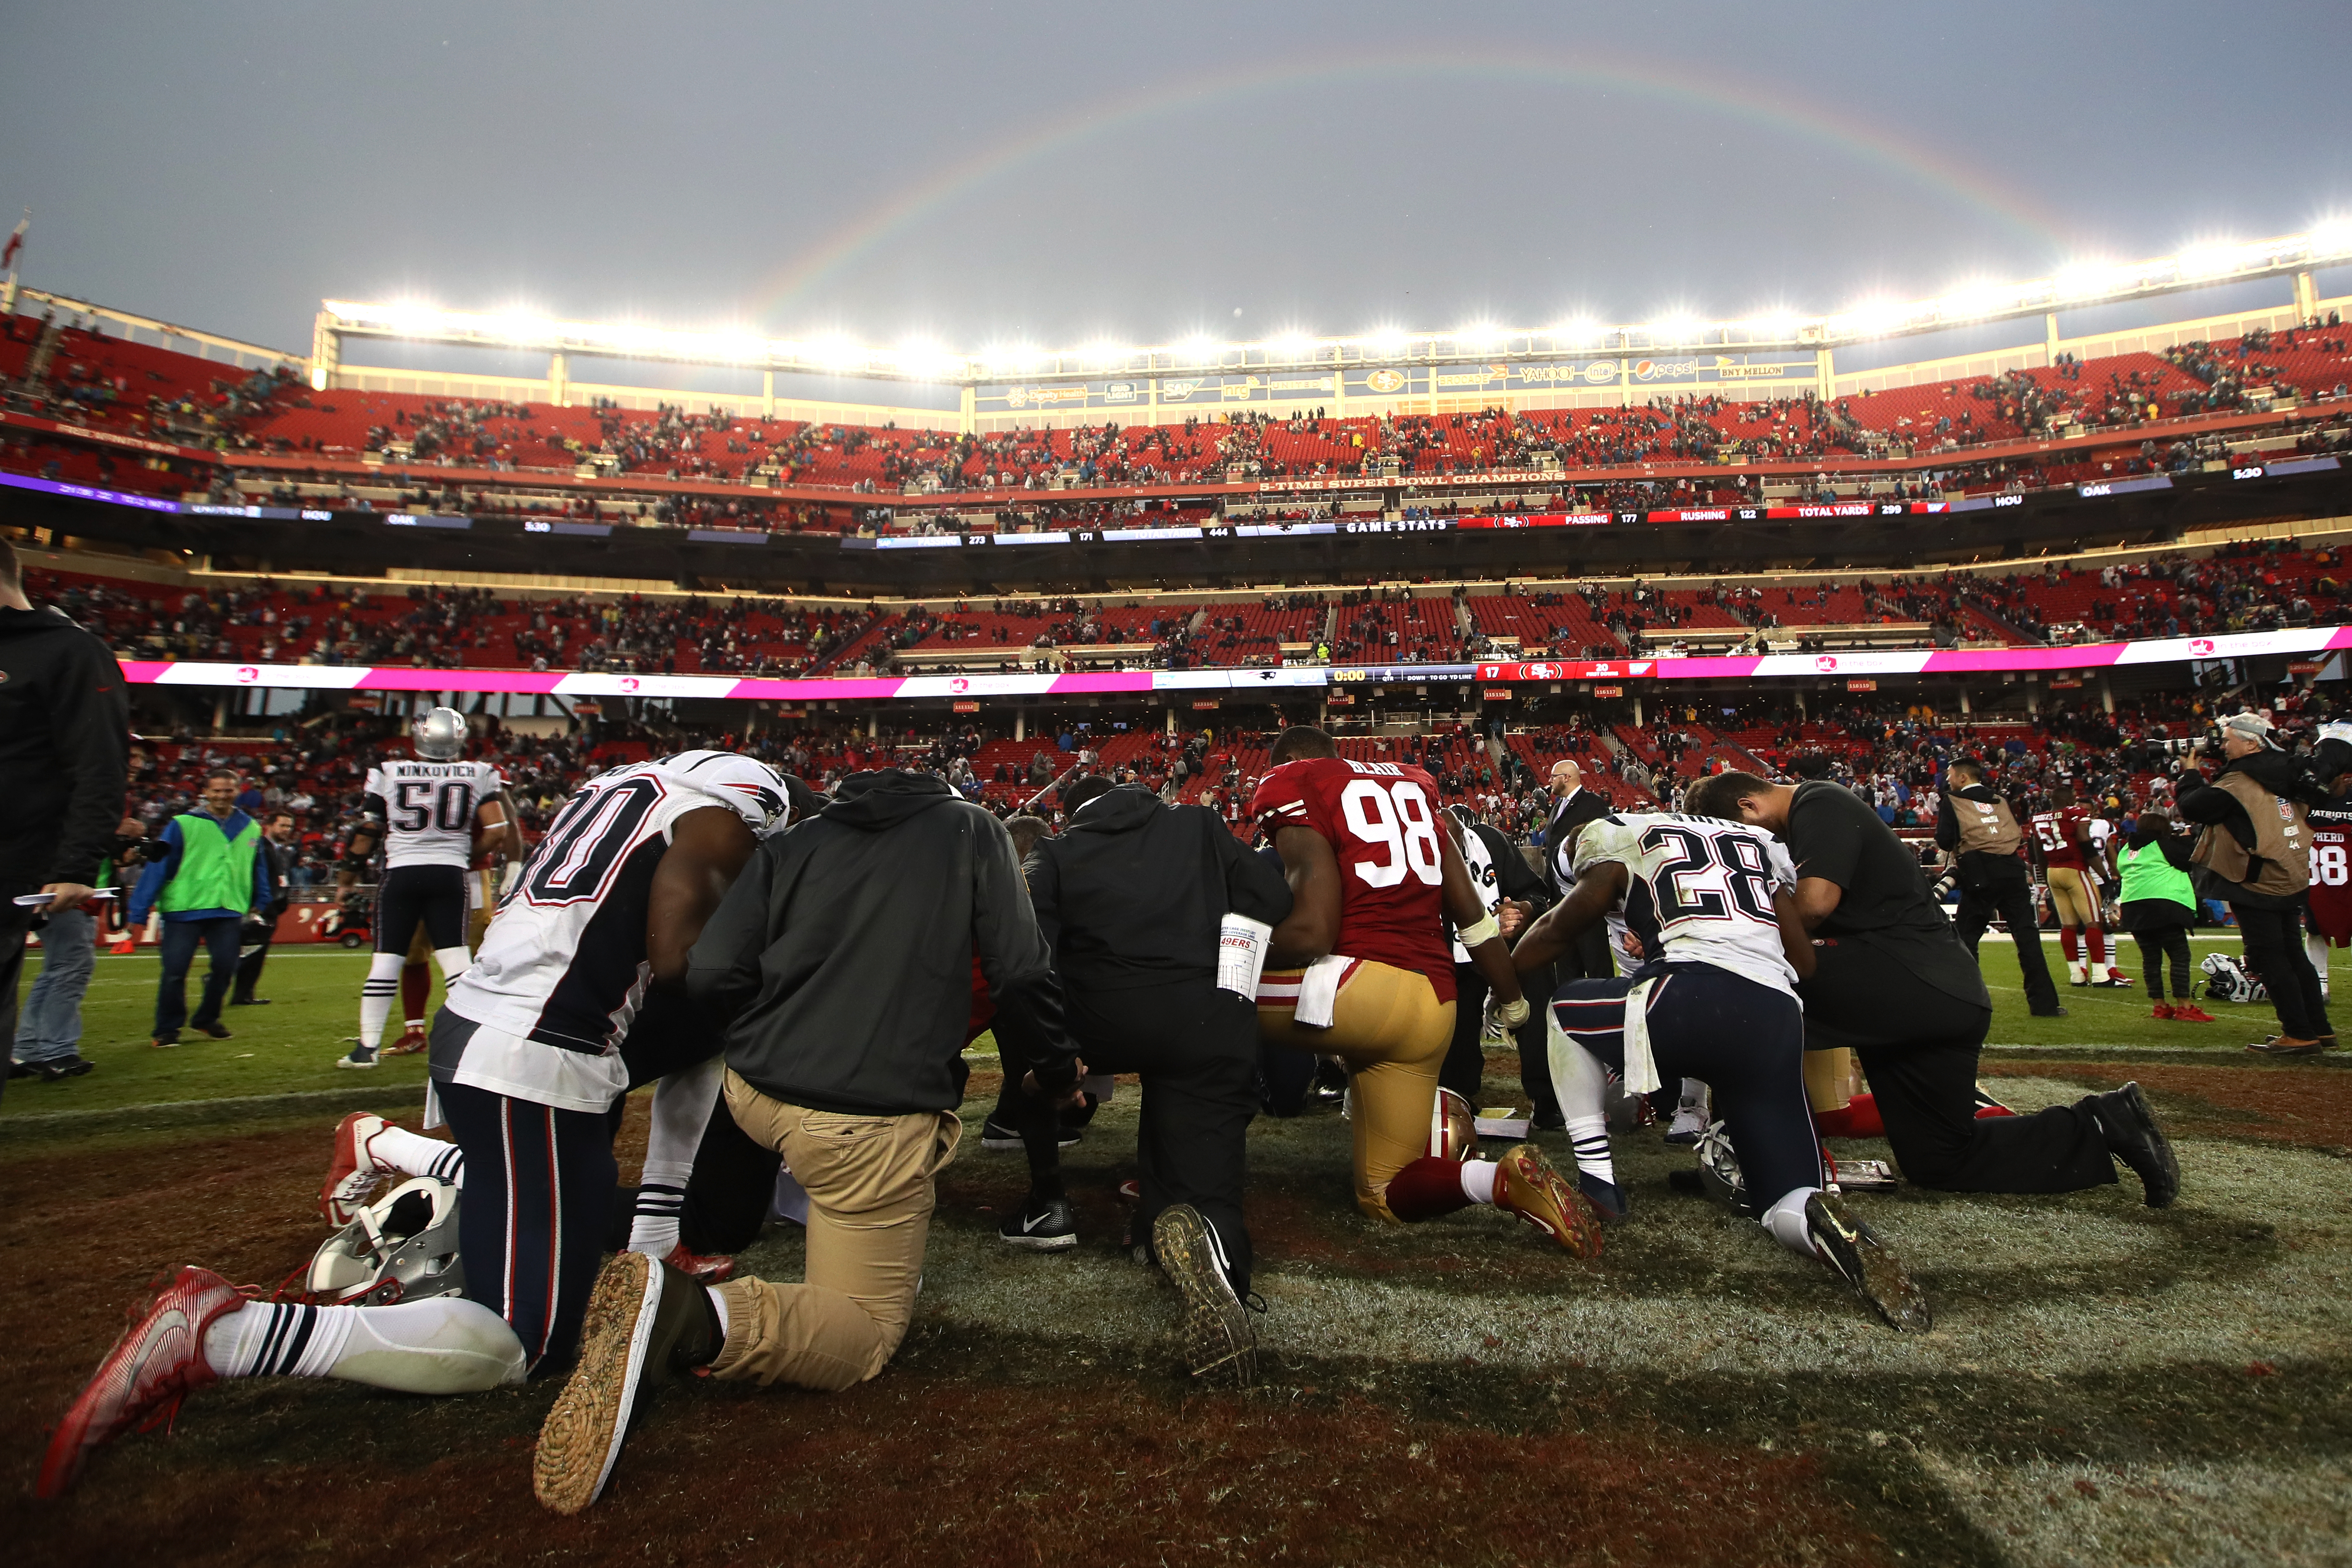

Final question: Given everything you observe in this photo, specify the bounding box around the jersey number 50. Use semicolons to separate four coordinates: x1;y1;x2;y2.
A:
1341;778;1443;888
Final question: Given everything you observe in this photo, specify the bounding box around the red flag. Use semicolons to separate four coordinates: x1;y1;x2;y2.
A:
1;212;26;270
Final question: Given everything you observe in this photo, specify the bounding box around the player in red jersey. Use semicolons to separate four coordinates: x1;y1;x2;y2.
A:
2031;784;2128;988
1250;727;1598;1253
2305;784;2352;1000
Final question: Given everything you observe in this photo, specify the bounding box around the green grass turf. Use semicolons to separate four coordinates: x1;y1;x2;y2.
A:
6;932;2338;1118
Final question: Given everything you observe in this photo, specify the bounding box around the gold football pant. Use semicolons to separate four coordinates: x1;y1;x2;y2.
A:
2046;867;2101;928
1259;959;1453;1222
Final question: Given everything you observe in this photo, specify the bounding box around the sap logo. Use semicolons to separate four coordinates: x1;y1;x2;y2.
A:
236;666;260;683
2189;638;2216;655
1161;380;1203;401
1814;655;1839;673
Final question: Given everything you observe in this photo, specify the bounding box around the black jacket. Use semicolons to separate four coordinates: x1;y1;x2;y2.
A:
1026;785;1291;992
2175;748;2330;910
1541;786;1612;896
686;769;1079;1115
0;605;129;898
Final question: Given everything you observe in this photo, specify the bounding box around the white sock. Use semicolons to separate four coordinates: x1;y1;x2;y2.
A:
432;946;472;983
630;1057;723;1256
2309;933;2331;998
371;1123;465;1185
203;1298;523;1392
706;1284;731;1343
358;952;403;1051
1460;1158;1501;1206
1761;1185;1823;1257
1547;1019;1618;1187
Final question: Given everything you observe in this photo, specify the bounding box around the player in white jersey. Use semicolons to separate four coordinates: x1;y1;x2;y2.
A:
37;750;793;1499
336;706;521;1070
1510;792;1931;1331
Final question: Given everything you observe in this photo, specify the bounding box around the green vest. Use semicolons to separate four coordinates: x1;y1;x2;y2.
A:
158;812;260;915
2117;839;2196;911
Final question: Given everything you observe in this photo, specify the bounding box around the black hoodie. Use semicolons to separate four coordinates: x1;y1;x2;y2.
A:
1026;784;1292;992
0;605;129;898
686;769;1078;1115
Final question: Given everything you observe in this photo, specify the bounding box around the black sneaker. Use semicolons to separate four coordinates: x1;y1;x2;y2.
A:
1805;1191;1932;1332
533;1254;718;1515
979;1117;1079;1152
2029;1005;2070;1018
1152;1205;1256;1386
37;1056;96;1081
196;1023;232;1040
230;997;272;1007
7;1060;32;1080
998;1194;1078;1251
2093;1081;2179;1208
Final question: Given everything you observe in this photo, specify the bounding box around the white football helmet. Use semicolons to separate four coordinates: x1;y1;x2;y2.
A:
654;750;794;835
306;1176;465;1307
412;705;468;761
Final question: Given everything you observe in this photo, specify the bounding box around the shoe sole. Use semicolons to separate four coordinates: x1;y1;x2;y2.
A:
998;1230;1080;1251
1152;1206;1255;1386
319;1112;385;1226
1502;1149;1604;1259
2115;1081;2180;1208
1806;1193;1931;1332
534;1251;660;1515
334;1057;377;1071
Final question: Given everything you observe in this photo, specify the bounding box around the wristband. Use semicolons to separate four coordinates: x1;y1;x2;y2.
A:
1491;995;1531;1029
1458;912;1502;948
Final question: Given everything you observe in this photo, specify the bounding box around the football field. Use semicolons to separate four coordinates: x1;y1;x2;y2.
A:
3;941;2347;1567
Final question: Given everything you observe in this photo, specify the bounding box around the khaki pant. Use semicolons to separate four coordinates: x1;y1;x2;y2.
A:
706;1070;960;1392
2046;867;2101;928
1259;960;1452;1222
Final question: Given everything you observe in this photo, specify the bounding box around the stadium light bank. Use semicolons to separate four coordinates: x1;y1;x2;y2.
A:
312;226;2352;393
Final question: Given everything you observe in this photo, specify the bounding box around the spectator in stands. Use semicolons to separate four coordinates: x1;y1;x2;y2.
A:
127;769;276;1050
0;537;130;1100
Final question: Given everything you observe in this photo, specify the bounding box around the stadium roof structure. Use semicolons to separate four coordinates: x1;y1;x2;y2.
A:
311;226;2352;389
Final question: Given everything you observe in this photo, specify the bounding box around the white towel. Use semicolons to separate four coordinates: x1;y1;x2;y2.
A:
1294;952;1353;1028
1619;975;1663;1097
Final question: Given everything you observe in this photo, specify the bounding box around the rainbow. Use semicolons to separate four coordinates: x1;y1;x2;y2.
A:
750;43;2078;331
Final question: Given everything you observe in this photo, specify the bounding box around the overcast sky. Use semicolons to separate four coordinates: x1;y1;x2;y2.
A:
5;2;2348;361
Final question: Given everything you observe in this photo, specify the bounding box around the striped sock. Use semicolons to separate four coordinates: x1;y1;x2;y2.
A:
202;1301;355;1379
628;1180;686;1256
369;1124;466;1186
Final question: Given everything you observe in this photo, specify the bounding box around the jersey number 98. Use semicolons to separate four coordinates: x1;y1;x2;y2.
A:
1341;778;1443;888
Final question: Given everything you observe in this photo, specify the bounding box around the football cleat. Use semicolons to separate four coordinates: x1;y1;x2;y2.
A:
335;1044;379;1071
2169;1003;2216;1023
997;1194;1079;1251
1665;1085;1712;1145
1971;1084;2017;1119
318;1112;389;1226
1804;1193;1930;1332
2095;967;2134;988
659;1243;736;1284
1577;1171;1629;1222
1492;1144;1602;1258
533;1253;716;1515
1151;1204;1256;1386
37;1266;245;1497
2094;1081;2180;1207
383;1025;430;1057
2067;960;2090;986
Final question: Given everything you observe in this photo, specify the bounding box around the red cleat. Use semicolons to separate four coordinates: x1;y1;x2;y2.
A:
2170;1004;2216;1023
318;1112;388;1226
661;1243;736;1284
37;1266;245;1498
383;1026;430;1057
1492;1144;1602;1259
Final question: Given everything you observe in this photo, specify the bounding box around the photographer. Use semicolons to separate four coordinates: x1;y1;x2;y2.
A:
2175;711;2334;1054
1935;759;2065;1018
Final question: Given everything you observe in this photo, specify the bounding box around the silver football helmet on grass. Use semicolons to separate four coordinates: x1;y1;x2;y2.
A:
306;1176;465;1306
412;705;468;760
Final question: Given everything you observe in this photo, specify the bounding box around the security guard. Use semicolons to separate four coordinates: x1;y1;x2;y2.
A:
1936;759;2064;1017
2177;711;2333;1054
